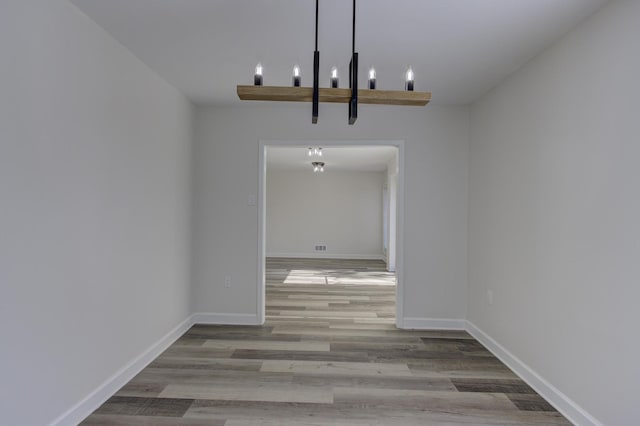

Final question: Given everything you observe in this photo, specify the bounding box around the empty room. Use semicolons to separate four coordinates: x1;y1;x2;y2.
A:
1;1;638;425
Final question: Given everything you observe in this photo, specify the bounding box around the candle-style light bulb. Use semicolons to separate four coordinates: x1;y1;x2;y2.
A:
308;147;313;157
368;67;376;89
320;164;324;172
405;66;414;91
254;62;263;86
292;65;301;87
330;66;339;88
317;147;322;157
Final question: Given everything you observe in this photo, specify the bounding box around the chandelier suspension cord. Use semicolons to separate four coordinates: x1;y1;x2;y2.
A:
352;0;355;55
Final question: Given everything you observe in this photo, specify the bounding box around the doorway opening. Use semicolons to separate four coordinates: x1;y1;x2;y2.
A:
257;140;405;327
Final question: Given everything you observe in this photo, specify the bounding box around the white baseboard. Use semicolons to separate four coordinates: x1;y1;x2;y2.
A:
267;252;386;261
50;314;195;426
401;317;466;330
192;312;261;325
465;321;603;426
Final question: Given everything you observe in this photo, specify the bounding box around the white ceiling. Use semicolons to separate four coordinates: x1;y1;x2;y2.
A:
267;146;396;172
71;0;607;106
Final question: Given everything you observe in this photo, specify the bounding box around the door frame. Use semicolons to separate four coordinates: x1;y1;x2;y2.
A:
257;139;406;328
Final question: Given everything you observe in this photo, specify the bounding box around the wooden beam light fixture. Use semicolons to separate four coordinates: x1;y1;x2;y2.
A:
237;0;431;124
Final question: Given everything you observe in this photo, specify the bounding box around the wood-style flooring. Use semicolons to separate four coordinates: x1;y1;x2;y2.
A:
82;258;569;425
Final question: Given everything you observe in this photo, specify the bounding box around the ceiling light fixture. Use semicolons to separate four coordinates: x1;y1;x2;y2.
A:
368;67;376;90
308;147;322;157
405;67;415;91
254;63;263;86
237;0;431;124
330;66;339;88
312;161;325;173
292;65;301;87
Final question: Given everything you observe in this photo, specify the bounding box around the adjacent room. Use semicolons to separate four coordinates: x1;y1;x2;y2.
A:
2;1;638;425
264;144;398;319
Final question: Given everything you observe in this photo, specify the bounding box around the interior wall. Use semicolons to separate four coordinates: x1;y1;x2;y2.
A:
468;1;640;424
192;104;469;322
0;1;193;424
266;168;385;259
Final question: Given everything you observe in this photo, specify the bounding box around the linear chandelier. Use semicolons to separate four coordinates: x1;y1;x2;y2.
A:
237;0;431;124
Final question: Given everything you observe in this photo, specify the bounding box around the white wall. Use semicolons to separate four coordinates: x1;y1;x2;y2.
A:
266;168;385;259
468;1;640;424
0;1;193;424
192;104;468;323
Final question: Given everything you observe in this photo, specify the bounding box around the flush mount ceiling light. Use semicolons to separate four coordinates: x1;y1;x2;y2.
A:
237;0;431;125
308;147;322;157
312;162;325;173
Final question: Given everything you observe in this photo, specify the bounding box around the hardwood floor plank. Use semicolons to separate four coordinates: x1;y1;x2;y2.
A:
159;383;334;403
232;348;371;362
260;360;414;377
272;310;379;318
202;339;330;352
123;370;294;391
290;374;457;392
329;342;425;352
332;387;519;412
451;378;536;394
91;396;193;417
82;414;225;425
149;357;263;372
114;382;166;398
506;393;559;411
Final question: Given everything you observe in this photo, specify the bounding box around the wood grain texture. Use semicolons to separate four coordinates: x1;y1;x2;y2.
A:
81;258;568;425
237;86;431;106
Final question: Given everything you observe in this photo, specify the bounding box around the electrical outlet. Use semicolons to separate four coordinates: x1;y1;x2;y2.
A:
224;275;232;288
314;245;327;251
487;289;493;305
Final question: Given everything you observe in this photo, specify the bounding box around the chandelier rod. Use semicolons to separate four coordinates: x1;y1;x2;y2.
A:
348;0;358;124
312;0;320;123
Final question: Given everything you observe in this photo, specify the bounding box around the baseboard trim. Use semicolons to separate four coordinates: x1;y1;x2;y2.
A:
192;312;261;325
50;314;194;426
402;317;466;330
465;321;603;426
267;252;386;261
